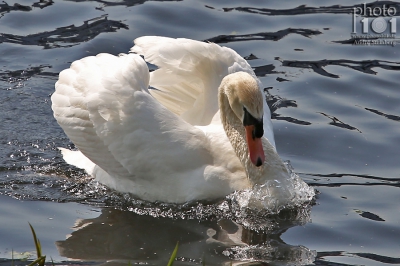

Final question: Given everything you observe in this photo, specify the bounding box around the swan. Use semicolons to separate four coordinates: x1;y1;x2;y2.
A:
51;36;313;204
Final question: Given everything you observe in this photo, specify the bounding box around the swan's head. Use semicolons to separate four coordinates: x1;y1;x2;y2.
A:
222;72;265;167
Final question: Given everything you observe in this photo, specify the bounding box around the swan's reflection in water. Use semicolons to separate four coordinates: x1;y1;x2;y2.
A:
56;207;315;265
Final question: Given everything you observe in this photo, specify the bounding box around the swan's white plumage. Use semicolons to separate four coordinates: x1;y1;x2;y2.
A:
131;37;250;125
52;49;249;203
51;36;312;204
131;37;275;147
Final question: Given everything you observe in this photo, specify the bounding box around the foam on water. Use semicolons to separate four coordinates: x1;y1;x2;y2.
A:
223;244;317;266
0;157;315;232
230;163;315;213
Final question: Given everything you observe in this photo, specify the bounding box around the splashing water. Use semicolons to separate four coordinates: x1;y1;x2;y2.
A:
223;244;317;265
0;143;315;231
231;167;315;213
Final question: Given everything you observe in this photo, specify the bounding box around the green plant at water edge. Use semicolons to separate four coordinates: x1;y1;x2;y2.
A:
23;227;195;266
167;242;179;266
28;223;46;266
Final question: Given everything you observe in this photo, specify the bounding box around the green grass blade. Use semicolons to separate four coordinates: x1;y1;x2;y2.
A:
28;223;42;258
11;249;14;266
40;256;46;266
167;242;179;266
27;256;45;266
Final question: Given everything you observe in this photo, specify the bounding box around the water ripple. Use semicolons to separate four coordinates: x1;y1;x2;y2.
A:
302;172;400;188
282;59;400;78
364;107;400;122
0;65;56;90
265;89;313;126
319;112;362;132
220;1;400;16
65;0;182;8
204;28;322;44
0;15;128;49
315;251;400;266
253;64;281;76
0;2;31;19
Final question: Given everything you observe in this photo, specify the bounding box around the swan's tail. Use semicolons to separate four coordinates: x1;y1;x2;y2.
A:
58;147;95;175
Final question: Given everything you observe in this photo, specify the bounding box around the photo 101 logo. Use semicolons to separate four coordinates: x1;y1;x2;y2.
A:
352;3;397;46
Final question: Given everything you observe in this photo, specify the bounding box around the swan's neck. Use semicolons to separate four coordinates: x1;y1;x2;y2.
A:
219;88;290;185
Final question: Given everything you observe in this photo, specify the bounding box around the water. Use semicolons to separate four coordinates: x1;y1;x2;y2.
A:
1;0;400;265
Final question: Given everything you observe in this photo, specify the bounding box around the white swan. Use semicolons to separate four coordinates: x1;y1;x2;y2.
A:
51;36;313;204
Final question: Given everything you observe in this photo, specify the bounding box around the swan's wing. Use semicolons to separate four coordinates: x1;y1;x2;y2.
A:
131;37;252;125
131;36;275;148
51;53;212;182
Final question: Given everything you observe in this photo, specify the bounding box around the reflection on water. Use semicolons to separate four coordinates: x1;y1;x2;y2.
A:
56;207;315;265
0;2;33;18
364;107;400;122
65;0;183;7
304;172;400;188
282;59;400;78
0;15;128;49
205;28;322;43
318;112;362;132
0;66;55;88
315;251;400;265
219;1;400;16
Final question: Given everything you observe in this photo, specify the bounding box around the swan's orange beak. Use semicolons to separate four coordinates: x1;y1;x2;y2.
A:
245;125;265;167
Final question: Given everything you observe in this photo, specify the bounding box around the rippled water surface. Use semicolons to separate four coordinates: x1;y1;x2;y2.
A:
1;0;400;265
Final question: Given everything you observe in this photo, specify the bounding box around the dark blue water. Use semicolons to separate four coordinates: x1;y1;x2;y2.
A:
1;0;399;265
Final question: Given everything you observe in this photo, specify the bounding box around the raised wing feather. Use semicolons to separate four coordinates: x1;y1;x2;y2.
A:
52;53;212;186
131;36;275;147
131;37;255;125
